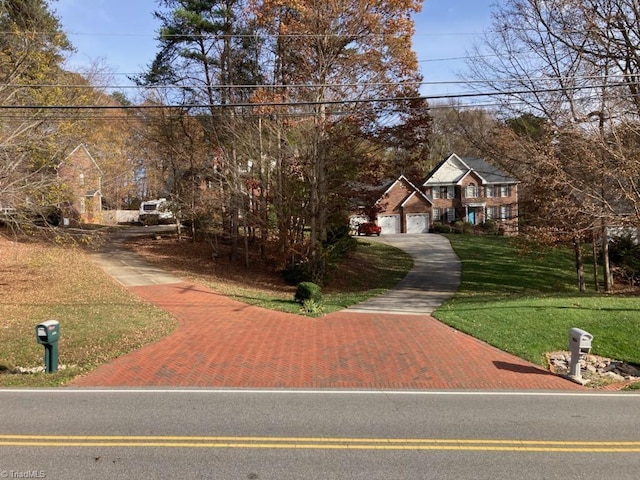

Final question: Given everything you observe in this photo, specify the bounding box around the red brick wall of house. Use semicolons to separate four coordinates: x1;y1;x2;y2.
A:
377;179;413;215
427;172;519;233
57;147;102;224
403;193;430;214
378;179;431;215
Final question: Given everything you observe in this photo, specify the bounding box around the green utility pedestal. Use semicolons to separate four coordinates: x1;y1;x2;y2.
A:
35;320;59;373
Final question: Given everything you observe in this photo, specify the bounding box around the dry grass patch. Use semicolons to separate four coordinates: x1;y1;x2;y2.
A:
0;235;177;387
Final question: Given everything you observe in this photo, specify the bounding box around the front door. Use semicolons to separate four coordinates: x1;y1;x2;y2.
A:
468;210;476;225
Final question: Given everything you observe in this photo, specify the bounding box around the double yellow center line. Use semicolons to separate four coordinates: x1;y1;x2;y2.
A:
1;435;640;452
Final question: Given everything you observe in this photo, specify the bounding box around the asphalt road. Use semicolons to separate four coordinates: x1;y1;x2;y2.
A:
1;389;639;479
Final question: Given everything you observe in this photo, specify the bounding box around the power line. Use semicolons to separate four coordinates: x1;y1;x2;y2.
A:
1;29;484;39
8;73;639;91
0;79;631;111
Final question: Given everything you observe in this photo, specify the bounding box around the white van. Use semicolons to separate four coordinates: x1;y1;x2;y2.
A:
138;198;175;225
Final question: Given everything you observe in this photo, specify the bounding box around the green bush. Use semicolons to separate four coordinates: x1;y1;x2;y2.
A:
294;282;322;304
482;219;498;235
323;224;358;262
609;234;640;285
432;222;451;234
452;221;474;234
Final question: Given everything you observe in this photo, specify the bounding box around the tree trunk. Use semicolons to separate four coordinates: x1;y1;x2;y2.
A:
602;220;613;292
258;117;268;258
592;229;599;292
573;236;585;292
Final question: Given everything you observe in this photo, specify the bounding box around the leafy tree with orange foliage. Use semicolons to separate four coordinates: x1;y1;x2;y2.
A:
252;0;426;282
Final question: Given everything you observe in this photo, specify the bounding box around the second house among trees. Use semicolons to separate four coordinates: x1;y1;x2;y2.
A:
352;153;519;235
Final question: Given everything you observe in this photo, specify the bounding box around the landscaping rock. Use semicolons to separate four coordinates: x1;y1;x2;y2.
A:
546;351;640;388
10;364;70;374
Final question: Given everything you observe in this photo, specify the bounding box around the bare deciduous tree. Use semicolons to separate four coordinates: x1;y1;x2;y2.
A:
466;0;640;291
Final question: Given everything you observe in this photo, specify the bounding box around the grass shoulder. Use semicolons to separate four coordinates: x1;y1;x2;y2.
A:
0;235;177;387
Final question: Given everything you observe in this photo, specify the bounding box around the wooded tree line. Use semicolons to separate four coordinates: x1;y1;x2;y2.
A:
0;0;142;227
0;0;429;284
4;0;640;290
132;0;429;282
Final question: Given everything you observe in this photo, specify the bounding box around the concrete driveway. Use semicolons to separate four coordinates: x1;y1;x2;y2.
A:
91;225;183;286
346;234;461;315
93;230;460;311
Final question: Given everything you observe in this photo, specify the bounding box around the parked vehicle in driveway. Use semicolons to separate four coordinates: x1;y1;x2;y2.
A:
357;222;382;236
139;198;175;225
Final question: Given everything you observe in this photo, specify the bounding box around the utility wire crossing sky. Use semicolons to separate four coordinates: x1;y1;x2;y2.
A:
53;0;496;100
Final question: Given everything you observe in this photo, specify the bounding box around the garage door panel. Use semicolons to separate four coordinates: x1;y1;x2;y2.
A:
406;213;430;234
378;215;400;234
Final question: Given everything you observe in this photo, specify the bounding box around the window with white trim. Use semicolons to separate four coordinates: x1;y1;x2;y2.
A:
432;208;441;221
465;183;478;198
446;207;456;221
485;185;494;198
499;185;511;197
500;205;511;220
446;186;455;199
431;187;440;199
487;206;498;220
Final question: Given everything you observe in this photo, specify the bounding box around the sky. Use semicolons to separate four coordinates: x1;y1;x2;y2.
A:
52;0;496;100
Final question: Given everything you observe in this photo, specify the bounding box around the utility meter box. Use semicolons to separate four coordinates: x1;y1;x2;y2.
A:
36;320;60;345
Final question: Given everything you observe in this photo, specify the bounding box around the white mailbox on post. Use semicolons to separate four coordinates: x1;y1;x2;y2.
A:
568;328;593;383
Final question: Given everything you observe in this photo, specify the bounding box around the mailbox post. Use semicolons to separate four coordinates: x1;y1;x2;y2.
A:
568;327;592;383
35;320;59;373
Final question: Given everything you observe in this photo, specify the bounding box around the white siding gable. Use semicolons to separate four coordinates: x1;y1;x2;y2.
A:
423;153;469;186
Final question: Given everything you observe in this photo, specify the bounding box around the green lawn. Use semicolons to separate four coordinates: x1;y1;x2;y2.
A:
433;235;640;367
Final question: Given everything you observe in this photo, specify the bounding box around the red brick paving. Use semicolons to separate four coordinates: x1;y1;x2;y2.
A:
69;282;583;390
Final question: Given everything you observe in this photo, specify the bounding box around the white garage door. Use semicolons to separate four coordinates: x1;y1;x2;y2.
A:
378;215;400;234
406;213;430;234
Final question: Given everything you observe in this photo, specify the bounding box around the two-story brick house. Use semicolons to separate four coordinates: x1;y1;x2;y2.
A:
423;153;519;234
353;153;519;235
56;144;103;224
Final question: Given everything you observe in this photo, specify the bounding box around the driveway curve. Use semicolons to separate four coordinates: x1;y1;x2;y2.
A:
346;234;461;315
71;229;582;390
